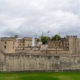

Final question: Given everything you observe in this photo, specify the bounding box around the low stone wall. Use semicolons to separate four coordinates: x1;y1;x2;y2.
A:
0;51;80;72
15;49;70;54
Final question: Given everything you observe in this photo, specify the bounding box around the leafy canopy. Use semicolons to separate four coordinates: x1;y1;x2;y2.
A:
51;34;61;41
41;36;48;44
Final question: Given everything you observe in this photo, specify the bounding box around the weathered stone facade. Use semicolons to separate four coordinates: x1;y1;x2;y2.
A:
0;35;80;72
0;35;32;53
0;50;80;72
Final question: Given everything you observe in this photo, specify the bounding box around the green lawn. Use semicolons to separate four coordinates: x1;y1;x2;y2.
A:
0;72;80;80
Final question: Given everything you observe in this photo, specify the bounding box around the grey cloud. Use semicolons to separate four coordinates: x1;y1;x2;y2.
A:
0;0;80;38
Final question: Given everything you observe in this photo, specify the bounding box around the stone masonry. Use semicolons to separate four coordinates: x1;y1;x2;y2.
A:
0;51;80;72
0;35;80;72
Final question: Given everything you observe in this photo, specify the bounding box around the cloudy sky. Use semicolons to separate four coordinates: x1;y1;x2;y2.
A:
0;0;80;38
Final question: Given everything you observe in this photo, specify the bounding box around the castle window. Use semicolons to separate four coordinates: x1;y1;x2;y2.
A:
64;42;65;43
5;41;7;44
66;42;68;43
4;46;6;49
67;45;68;46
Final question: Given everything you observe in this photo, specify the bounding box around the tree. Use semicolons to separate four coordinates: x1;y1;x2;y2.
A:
51;34;61;41
41;36;48;44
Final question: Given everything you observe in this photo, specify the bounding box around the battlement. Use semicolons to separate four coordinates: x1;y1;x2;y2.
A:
1;37;15;41
66;35;77;38
23;37;32;41
1;35;18;41
14;35;18;38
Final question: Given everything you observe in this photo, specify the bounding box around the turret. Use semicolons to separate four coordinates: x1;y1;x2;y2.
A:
66;35;77;54
14;35;18;48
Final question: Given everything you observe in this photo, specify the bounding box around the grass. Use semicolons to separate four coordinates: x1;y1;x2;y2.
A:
0;72;80;80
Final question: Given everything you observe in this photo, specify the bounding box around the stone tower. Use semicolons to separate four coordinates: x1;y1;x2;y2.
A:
66;35;80;54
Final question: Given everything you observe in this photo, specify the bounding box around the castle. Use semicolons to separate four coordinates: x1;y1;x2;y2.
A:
0;35;32;53
0;35;80;72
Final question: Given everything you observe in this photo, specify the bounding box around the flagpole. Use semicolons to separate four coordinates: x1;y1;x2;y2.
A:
36;33;37;38
42;31;43;36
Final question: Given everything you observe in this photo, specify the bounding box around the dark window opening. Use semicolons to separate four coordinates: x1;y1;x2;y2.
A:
4;46;6;49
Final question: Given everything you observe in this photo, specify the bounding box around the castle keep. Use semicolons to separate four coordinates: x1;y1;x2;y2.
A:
0;35;32;53
0;35;80;72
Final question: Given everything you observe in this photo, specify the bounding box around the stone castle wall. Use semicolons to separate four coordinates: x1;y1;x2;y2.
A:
1;35;80;72
0;50;80;72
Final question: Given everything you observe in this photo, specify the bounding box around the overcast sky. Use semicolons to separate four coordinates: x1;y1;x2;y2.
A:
0;0;80;38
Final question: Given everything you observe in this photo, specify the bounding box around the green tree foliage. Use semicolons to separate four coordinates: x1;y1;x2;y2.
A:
41;36;48;44
51;34;61;41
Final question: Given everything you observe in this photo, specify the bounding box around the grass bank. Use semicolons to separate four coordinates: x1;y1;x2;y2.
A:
0;72;80;80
